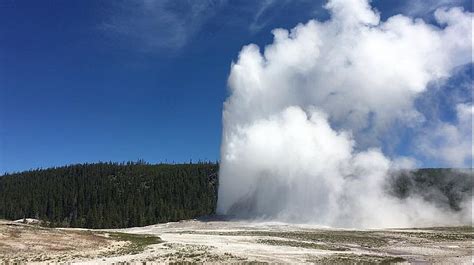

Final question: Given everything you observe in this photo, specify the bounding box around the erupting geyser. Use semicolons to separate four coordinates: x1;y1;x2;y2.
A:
217;0;473;228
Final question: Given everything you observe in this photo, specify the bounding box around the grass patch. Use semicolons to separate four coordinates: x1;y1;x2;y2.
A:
405;226;473;233
193;230;389;248
155;244;247;263
400;231;473;241
107;232;163;255
192;226;474;246
313;254;406;264
257;239;349;251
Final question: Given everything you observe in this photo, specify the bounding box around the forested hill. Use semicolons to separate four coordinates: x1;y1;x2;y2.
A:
0;162;218;228
0;165;470;229
389;168;472;211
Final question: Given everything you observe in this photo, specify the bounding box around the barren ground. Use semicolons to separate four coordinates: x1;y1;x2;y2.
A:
1;219;472;264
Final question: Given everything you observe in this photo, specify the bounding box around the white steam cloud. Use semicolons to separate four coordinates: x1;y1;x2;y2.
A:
418;103;473;167
217;0;472;228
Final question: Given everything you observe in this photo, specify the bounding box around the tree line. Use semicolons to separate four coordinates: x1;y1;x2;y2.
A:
0;161;218;228
389;168;472;211
1;163;469;229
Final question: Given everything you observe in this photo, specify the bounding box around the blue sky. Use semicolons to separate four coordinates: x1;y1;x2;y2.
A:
0;0;472;173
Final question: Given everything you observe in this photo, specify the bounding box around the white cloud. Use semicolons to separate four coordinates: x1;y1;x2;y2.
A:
218;0;472;227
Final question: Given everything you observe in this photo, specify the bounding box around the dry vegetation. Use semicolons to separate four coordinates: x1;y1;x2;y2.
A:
0;220;162;263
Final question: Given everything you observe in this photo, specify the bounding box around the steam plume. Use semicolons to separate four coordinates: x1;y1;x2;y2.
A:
217;0;472;228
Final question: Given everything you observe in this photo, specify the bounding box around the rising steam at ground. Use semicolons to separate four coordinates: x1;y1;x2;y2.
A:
217;0;472;228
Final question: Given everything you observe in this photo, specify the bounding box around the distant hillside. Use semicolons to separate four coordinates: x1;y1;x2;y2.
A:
0;162;218;228
389;168;472;211
0;164;470;229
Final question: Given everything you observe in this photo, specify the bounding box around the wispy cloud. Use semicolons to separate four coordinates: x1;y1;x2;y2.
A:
417;103;473;167
413;64;473;167
248;0;326;33
101;0;226;52
398;0;465;17
249;0;280;33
